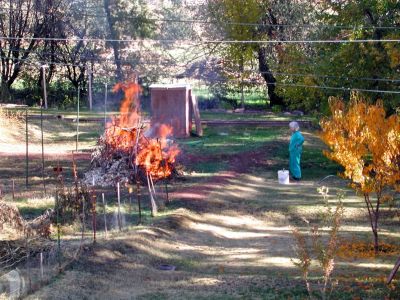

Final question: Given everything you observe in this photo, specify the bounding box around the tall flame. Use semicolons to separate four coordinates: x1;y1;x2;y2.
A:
103;80;180;180
104;82;142;153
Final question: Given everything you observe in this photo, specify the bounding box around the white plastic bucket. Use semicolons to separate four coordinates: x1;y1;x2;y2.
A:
278;170;290;185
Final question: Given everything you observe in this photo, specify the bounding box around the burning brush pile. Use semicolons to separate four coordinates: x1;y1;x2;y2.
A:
86;82;180;188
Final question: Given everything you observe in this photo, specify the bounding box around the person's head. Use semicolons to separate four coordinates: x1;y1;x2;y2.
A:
289;121;300;132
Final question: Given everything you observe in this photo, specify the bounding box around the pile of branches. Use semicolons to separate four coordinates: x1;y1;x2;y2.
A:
86;134;137;187
0;201;54;238
0;201;54;271
86;125;180;187
84;82;180;188
0;238;53;271
0;201;26;235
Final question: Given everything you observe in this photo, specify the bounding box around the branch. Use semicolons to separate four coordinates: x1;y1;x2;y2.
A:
387;256;400;284
364;193;376;231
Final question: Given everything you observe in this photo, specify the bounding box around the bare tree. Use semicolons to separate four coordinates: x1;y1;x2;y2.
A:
0;0;47;101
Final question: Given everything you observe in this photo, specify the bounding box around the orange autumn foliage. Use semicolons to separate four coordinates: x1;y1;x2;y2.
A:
320;95;400;194
337;240;400;260
320;94;400;253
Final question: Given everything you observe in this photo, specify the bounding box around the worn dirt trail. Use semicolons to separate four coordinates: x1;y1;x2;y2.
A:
27;169;311;299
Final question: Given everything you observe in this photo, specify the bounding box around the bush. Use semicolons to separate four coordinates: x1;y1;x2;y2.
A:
292;187;345;299
272;105;283;113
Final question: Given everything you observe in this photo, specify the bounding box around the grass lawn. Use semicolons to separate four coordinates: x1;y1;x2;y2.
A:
200;111;314;122
1;111;399;299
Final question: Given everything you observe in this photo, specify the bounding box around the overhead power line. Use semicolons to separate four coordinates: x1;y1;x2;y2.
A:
258;71;400;83
1;36;400;44
2;55;400;96
2;50;400;84
273;82;400;95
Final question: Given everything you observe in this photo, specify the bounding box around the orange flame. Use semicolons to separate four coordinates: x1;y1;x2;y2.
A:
103;80;180;180
104;82;141;153
112;82;141;127
136;124;180;179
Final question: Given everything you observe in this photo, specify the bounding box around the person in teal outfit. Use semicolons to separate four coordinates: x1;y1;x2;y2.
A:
289;121;304;181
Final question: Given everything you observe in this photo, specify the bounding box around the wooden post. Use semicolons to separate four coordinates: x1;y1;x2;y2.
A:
76;87;80;152
12;179;15;200
190;91;203;137
81;193;85;241
240;55;245;110
25;107;28;188
102;193;108;238
40;252;44;280
104;83;108;130
42;65;48;109
117;182;122;231
56;191;61;271
40;99;46;195
134;119;142;223
146;173;157;217
88;65;93;111
92;193;97;243
149;174;156;198
136;178;142;224
158;140;170;204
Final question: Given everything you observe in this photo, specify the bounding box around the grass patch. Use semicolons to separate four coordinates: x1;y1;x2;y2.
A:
179;126;285;157
201;111;314;121
2;110;397;300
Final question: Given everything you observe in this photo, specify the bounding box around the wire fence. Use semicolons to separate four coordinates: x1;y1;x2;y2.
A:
0;101;166;298
0;172;159;298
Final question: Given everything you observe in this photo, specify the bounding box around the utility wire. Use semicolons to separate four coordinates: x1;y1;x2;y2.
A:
0;51;184;68
273;82;400;95
3;55;400;95
9;46;389;80
2;50;400;84
1;36;400;44
258;71;400;83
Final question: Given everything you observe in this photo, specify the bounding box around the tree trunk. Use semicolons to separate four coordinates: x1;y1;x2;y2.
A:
373;194;382;254
0;81;11;103
387;256;400;284
373;227;379;254
258;47;284;108
364;193;380;255
104;0;123;81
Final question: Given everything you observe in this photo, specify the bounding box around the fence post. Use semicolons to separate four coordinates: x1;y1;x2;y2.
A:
25;106;29;188
40;98;46;195
88;64;93;111
76;86;80;152
104;83;108;130
42;65;48;109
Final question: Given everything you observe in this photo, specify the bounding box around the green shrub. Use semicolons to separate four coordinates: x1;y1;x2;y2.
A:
272;105;283;113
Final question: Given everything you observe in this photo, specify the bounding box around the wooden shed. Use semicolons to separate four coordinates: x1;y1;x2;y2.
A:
149;84;202;138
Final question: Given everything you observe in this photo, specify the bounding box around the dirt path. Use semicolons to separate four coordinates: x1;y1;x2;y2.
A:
24;165;400;299
27;169;318;299
178;139;287;175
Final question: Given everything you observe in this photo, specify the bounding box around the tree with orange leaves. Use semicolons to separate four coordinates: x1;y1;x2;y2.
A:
320;93;400;254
